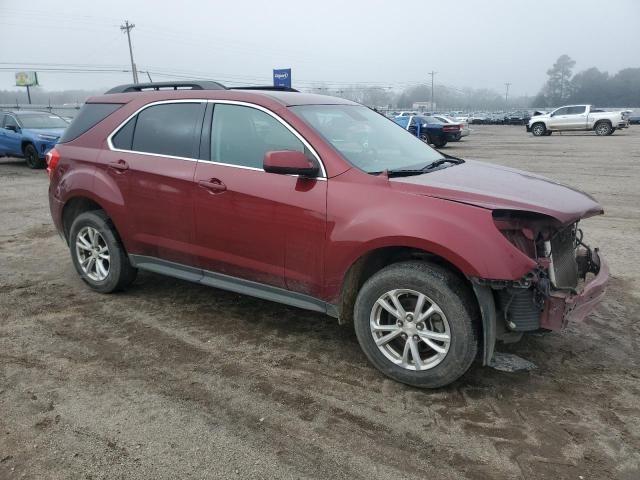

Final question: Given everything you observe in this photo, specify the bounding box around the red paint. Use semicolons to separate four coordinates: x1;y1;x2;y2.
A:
49;88;607;324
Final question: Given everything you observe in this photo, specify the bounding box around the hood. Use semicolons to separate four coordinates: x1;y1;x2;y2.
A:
25;127;66;139
529;113;550;123
390;160;603;224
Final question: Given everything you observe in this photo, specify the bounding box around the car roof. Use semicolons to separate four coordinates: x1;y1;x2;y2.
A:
87;89;359;108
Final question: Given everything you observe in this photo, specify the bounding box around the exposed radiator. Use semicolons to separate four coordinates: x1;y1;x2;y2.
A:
550;226;578;289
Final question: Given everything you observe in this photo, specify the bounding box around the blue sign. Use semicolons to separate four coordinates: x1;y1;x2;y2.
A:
273;68;291;88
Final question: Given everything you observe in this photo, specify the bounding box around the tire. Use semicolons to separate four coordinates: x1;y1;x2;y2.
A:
69;210;137;293
545;131;553;136
531;123;546;136
353;261;479;388
606;128;616;136
594;121;612;136
433;137;447;148
24;144;45;169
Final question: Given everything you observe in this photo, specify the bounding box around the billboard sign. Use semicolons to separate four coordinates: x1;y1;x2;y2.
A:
273;68;291;88
15;71;39;87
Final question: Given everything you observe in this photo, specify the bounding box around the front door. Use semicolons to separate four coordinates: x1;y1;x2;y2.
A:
547;107;571;130
192;102;327;295
0;114;22;156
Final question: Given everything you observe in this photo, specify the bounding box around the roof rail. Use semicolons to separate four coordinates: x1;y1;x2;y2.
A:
229;86;299;92
105;81;227;94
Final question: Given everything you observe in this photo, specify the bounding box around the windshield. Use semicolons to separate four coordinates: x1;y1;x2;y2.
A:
18;113;68;129
290;105;444;173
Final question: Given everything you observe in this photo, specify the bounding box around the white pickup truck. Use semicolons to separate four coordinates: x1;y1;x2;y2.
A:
527;105;627;136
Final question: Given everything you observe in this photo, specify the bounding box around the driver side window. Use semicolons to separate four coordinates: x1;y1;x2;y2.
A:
3;115;19;129
553;107;569;116
210;104;305;169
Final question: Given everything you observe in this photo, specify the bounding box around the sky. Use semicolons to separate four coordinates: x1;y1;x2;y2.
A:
1;0;639;97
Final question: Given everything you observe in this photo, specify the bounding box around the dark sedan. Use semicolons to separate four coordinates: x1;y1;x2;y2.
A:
393;115;459;147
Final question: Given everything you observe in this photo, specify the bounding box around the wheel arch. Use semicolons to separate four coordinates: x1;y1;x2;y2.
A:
593;119;612;128
61;195;123;246
337;245;496;365
21;140;36;154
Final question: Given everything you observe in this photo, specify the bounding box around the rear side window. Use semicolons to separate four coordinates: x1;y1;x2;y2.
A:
131;103;204;158
59;103;123;143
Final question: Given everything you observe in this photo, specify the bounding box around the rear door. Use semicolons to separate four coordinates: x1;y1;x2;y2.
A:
565;106;587;129
192;102;327;295
103;101;206;266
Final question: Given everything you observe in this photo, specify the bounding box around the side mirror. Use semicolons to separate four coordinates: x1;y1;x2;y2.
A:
4;125;18;132
263;150;319;177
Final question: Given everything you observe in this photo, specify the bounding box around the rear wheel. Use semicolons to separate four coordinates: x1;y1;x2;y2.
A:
531;123;546;136
594;122;612;136
433;137;447;148
353;261;479;388
69;211;137;293
24;144;45;169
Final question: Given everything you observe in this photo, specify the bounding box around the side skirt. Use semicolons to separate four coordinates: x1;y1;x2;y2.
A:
129;254;337;317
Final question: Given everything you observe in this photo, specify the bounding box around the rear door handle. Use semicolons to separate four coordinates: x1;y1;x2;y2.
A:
108;159;129;172
198;178;227;193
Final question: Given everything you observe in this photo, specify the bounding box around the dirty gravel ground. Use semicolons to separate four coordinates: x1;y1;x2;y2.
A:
1;126;639;480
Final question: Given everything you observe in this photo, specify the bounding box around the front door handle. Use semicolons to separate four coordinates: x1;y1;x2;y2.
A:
198;178;227;193
108;159;129;172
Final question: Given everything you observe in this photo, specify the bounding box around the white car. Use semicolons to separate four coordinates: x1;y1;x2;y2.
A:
527;105;627;136
433;115;470;140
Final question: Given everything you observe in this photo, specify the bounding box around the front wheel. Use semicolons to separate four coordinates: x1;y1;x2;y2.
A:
353;261;479;388
24;144;45;169
531;123;546;136
69;211;137;293
594;122;612;136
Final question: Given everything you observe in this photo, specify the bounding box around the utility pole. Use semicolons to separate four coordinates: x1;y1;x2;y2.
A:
504;82;511;105
120;20;139;84
428;71;437;110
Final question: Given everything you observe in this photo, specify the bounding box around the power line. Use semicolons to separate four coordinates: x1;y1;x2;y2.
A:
120;20;138;84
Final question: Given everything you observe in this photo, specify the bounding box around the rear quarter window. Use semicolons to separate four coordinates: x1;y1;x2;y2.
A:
59;103;123;143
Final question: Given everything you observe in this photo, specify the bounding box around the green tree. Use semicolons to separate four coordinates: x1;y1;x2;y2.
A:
568;68;609;105
536;54;576;107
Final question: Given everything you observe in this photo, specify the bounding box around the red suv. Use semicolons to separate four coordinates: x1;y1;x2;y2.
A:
48;82;609;388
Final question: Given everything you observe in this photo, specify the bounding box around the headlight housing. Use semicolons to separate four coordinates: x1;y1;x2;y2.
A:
492;210;562;259
38;134;59;141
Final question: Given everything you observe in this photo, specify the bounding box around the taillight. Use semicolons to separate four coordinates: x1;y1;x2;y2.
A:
46;148;60;178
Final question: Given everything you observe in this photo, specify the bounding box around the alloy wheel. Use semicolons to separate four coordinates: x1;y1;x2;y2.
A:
532;124;545;136
370;289;451;371
75;226;110;281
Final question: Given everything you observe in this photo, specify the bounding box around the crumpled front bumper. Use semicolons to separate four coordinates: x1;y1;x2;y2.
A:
540;250;609;330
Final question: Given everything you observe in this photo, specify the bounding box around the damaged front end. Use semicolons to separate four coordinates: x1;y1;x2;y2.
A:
473;210;609;364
